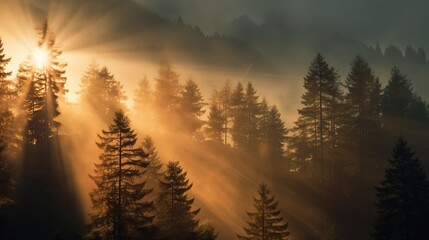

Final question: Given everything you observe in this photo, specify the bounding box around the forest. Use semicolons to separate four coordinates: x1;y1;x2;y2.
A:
1;2;429;240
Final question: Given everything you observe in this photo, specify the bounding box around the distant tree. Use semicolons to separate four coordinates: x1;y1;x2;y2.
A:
258;98;270;145
206;102;224;142
342;56;382;181
156;161;201;240
265;106;287;164
219;81;232;144
153;63;181;115
230;82;246;149
237;183;289;240
141;136;163;200
290;54;340;181
134;76;154;131
206;82;232;144
381;67;414;134
373;138;429;240
88;111;154;240
242;82;260;152
180;79;206;135
80;63;126;122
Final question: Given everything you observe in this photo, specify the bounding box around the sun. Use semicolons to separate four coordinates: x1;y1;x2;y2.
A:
33;48;49;69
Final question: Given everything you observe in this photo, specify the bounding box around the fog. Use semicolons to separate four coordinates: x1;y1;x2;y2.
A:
1;0;428;240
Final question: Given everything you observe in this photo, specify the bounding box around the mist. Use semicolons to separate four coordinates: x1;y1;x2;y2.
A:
1;0;429;240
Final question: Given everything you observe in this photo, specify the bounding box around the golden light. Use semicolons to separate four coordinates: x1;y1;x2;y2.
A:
33;48;49;69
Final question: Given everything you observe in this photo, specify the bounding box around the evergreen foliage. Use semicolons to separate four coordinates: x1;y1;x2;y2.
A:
373;138;429;240
88;111;154;239
238;183;289;240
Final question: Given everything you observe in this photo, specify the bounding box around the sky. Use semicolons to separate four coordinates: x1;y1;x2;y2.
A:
137;0;429;50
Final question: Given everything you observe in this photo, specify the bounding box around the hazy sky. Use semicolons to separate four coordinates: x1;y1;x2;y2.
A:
137;0;429;49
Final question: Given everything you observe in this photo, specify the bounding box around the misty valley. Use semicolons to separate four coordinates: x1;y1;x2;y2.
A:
1;1;429;240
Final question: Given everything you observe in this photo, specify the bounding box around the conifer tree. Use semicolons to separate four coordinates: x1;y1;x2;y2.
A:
290;54;340;181
0;38;16;154
343;56;382;181
381;67;414;135
243;82;260;152
180;79;206;134
80;63;126;122
88;111;154;240
231;82;246;149
154;63;181;115
258;98;270;145
20;21;67;144
134;76;155;131
219;81;232;144
156;161;201;240
141;136;163;200
265;106;287;163
238;183;289;240
373;138;429;240
134;76;153;112
0;38;12;101
206;102;224;142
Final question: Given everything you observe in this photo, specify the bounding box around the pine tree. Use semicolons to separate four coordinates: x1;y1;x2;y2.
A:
0;38;16;154
20;21;67;144
265;106;287;164
237;183;289;240
381;67;413;134
290;54;340;181
80;63;126;122
258;98;270;145
88;111;154;240
243;82;260;152
219;81;232;144
343;56;382;181
231;82;246;149
373;138;429;240
156;161;201;240
180;79;206;135
206;102;224;142
134;76;154;132
154;63;181;115
0;38;12;105
141;136;163;200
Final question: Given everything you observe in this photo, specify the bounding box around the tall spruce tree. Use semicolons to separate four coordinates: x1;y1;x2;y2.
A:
20;21;67;144
0;38;12;103
343;56;382;181
237;183;289;240
373;138;429;240
0;38;15;154
231;82;246;149
180;79;206;135
219;81;232;144
243;82;260;152
156;161;201;240
290;54;340;181
88;111;154;240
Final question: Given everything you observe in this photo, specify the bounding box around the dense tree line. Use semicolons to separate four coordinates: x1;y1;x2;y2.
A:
289;54;429;187
0;21;429;240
